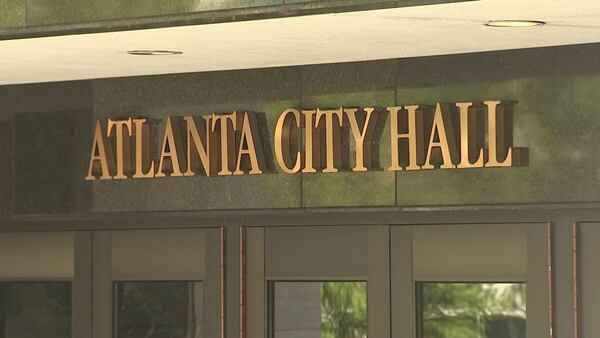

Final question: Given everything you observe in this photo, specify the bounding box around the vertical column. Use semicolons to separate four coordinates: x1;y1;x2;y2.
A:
240;227;245;338
579;222;600;338
0;282;4;337
367;225;391;338
73;232;93;338
205;228;223;338
246;227;265;338
527;223;552;338
391;226;414;338
225;220;241;338
92;231;112;338
552;218;576;338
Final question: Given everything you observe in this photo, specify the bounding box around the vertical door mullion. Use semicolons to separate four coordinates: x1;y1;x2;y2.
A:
205;228;223;338
527;223;553;338
73;231;93;338
390;226;414;338
92;231;112;338
245;227;265;338
367;225;391;338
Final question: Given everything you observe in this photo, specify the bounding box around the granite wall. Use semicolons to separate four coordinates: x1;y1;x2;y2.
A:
0;43;599;216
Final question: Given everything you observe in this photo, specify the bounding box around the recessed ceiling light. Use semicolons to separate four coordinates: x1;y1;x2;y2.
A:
485;20;545;28
127;50;183;56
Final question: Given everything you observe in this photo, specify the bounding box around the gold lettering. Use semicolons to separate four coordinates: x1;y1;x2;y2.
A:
86;100;528;180
456;102;484;168
346;108;380;172
484;100;528;167
183;115;214;176
132;118;155;178
315;108;344;173
423;103;457;170
233;112;264;175
274;108;302;174
85;121;112;180
389;105;423;171
156;117;184;177
107;118;132;179
211;112;237;176
302;110;318;173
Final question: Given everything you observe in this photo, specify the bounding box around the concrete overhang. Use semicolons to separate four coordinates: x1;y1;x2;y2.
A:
0;0;458;39
0;0;599;85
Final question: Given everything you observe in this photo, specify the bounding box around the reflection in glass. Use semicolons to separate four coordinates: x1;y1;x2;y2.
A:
114;281;203;338
271;281;367;338
418;283;526;338
0;282;71;338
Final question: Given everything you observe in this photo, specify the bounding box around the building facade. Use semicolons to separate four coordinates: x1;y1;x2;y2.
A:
0;1;599;338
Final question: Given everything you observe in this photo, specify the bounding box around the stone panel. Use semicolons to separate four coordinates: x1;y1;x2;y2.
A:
0;120;13;215
8;81;92;115
91;67;302;212
26;0;95;25
301;61;396;207
15;110;93;214
25;0;283;26
191;0;281;12
3;44;600;215
0;86;15;215
395;46;600;206
0;0;26;28
12;82;93;214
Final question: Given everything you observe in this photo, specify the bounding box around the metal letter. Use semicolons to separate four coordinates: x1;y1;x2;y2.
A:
212;112;237;176
388;105;423;171
456;102;484;168
234;112;265;175
302;110;318;173
184;115;214;176
274;108;302;174
484;100;528;167
423;103;458;169
315;108;344;173
132;118;155;178
85;120;112;180
156;116;184;177
107;118;133;179
346;107;381;172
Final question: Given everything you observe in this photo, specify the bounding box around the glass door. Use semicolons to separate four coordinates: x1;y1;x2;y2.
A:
391;223;551;338
0;231;74;338
245;225;390;338
91;228;222;338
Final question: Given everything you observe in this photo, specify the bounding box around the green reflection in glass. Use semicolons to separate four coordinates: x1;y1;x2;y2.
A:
0;282;71;338
419;283;526;338
115;281;203;338
272;281;367;338
321;282;367;338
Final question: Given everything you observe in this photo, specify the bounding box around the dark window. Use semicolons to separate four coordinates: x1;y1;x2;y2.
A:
114;281;203;338
0;282;71;338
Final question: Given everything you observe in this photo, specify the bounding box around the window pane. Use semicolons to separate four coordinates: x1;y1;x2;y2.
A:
418;283;526;338
114;281;203;338
0;282;71;338
271;281;367;338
